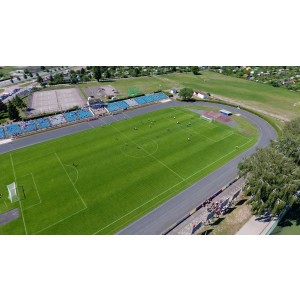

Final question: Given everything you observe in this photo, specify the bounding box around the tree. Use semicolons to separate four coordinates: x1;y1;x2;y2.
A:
41;82;47;88
80;68;86;75
191;66;200;75
0;101;7;112
23;74;27;79
37;74;43;83
7;102;20;121
104;70;111;79
93;66;102;82
133;68;139;77
40;66;46;70
239;147;300;216
12;95;26;109
179;88;194;100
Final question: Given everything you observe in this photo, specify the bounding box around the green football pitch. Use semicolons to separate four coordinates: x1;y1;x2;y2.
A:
0;107;257;234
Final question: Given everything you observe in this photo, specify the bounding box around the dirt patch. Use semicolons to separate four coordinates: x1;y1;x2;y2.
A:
243;130;252;135
84;85;119;99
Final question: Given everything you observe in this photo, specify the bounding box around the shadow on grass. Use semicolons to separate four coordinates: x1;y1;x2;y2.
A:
212;217;224;226
277;203;300;228
236;199;247;206
200;229;214;235
224;207;236;215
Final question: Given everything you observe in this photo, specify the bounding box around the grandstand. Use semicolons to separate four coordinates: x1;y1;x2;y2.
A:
36;117;51;129
49;114;67;126
124;98;139;107
64;111;79;122
115;101;129;110
134;96;147;105
5;124;22;137
0;92;169;140
76;109;94;120
19;120;37;133
107;102;122;112
0;127;5;139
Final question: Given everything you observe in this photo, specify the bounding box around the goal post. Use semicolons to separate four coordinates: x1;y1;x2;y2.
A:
201;115;213;123
7;182;20;202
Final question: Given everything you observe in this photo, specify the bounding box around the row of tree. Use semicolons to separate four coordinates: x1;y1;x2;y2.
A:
238;118;300;216
0;95;26;121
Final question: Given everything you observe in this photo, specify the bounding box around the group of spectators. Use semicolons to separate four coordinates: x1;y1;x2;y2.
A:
19;120;33;129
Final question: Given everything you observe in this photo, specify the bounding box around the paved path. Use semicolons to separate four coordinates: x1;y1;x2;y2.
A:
0;100;278;234
236;214;278;235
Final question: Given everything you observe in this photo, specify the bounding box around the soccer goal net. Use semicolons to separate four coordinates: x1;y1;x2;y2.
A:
7;182;19;202
201;115;213;123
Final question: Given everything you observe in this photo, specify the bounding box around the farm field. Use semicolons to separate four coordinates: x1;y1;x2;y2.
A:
0;107;257;234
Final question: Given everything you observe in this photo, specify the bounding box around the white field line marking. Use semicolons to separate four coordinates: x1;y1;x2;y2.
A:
215;132;235;143
169;108;218;141
14;152;55;166
92;179;187;234
170;107;214;128
184;138;253;182
102;116;185;181
33;207;87;235
86;122;95;129
176;122;217;142
174;107;253;142
65;164;79;184
92;136;254;234
54;152;87;209
10;154;28;235
23;173;42;211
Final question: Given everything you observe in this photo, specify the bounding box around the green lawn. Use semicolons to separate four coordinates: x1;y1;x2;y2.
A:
41;71;300;121
0;66;19;79
271;203;300;235
158;72;300;120
0;107;257;235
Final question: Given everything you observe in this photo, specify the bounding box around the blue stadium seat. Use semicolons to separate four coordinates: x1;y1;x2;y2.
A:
64;111;79;122
0;127;5;139
143;95;153;103
76;109;93;119
36;117;51;129
20;120;37;133
107;102;122;112
5;124;22;137
134;97;146;105
115;101;129;109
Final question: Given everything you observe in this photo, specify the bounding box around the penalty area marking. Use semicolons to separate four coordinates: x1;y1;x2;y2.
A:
64;164;79;184
54;152;86;209
20;173;43;211
10;154;28;235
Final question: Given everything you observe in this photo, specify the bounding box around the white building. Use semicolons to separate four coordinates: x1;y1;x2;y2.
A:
194;90;209;99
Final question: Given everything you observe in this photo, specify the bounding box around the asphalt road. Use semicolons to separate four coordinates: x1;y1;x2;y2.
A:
0;100;277;234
